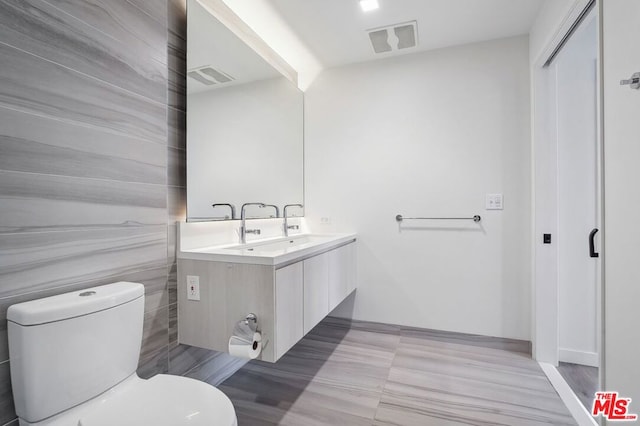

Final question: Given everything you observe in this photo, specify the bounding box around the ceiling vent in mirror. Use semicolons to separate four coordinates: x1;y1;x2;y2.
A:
367;21;418;54
187;66;235;86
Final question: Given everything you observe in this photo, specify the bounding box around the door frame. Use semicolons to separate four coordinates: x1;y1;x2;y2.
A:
530;0;604;375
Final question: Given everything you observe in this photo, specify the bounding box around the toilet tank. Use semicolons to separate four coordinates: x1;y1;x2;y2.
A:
7;282;144;424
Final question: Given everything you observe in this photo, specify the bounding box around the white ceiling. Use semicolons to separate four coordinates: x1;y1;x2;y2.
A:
268;0;545;68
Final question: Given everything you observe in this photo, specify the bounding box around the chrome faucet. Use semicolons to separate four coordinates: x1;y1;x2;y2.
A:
211;203;236;220
283;204;303;237
240;203;265;244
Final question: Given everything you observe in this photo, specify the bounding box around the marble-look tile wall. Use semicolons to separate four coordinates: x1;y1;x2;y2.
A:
164;0;247;383
167;0;187;353
0;0;187;423
0;0;244;422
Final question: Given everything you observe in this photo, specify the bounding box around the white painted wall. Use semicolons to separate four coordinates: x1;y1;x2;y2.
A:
553;15;598;367
602;0;640;403
221;0;323;90
305;36;532;340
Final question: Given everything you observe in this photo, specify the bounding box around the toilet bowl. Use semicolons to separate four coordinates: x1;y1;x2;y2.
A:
76;375;236;426
7;282;237;426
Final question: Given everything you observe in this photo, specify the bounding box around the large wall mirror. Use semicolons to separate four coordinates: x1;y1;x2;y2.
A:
187;0;304;220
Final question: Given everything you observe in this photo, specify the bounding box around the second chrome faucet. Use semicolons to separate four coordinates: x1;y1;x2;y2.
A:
283;204;304;237
239;203;304;243
239;203;280;244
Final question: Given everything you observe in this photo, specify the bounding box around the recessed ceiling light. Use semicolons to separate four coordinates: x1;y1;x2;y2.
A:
359;0;379;12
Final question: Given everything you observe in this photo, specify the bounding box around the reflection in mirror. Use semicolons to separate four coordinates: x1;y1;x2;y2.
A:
186;0;304;221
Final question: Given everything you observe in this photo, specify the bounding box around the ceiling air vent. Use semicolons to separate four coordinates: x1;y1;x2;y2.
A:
187;66;235;86
367;21;418;54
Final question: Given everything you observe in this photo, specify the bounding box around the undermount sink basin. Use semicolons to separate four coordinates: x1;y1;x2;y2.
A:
179;233;356;266
223;234;334;253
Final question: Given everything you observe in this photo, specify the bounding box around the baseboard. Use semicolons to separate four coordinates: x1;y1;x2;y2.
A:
539;362;598;426
326;316;532;355
559;349;599;367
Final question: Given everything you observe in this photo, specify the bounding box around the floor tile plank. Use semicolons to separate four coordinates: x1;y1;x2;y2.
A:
558;362;598;410
211;317;576;426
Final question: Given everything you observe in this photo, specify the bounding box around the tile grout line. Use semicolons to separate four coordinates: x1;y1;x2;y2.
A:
0;263;169;303
0;40;167;107
370;329;402;423
0;168;171;189
0;104;167;148
0;224;169;238
125;0;167;28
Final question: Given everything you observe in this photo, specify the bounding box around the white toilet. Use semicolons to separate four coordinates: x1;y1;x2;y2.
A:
7;282;238;426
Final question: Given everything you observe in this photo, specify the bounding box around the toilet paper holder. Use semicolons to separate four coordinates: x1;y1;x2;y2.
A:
244;313;258;332
231;313;259;344
229;313;265;359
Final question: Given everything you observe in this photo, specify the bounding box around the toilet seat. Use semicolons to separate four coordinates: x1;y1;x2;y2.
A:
78;375;237;426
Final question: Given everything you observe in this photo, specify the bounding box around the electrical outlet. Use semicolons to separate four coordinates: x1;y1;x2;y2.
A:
186;275;200;301
320;217;332;225
485;193;504;210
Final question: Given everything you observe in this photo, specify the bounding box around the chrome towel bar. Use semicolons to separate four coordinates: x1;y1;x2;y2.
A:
396;214;481;223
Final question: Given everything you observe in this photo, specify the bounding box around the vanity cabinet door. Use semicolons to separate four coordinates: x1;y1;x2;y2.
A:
328;244;347;311
275;262;304;360
328;243;358;311
346;242;357;295
303;252;329;334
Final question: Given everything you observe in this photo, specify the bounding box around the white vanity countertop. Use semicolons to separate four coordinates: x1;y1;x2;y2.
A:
178;233;357;266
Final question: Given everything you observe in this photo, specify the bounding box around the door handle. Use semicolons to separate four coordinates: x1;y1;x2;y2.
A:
589;228;599;258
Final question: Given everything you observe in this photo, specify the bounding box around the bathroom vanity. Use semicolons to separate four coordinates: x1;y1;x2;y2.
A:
177;231;357;362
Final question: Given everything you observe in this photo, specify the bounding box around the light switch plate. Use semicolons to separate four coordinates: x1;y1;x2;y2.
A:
485;193;504;210
186;275;200;301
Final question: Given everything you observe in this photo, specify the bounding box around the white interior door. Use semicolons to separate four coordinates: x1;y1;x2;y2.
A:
552;14;599;367
602;0;640;402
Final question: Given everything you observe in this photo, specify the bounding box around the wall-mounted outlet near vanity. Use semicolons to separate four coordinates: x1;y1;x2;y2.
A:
177;223;357;362
186;275;200;301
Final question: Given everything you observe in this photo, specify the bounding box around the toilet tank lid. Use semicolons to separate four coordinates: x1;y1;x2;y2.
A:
7;282;144;326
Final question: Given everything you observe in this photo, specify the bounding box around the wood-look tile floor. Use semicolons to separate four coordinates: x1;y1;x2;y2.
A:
557;362;598;410
219;317;576;425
